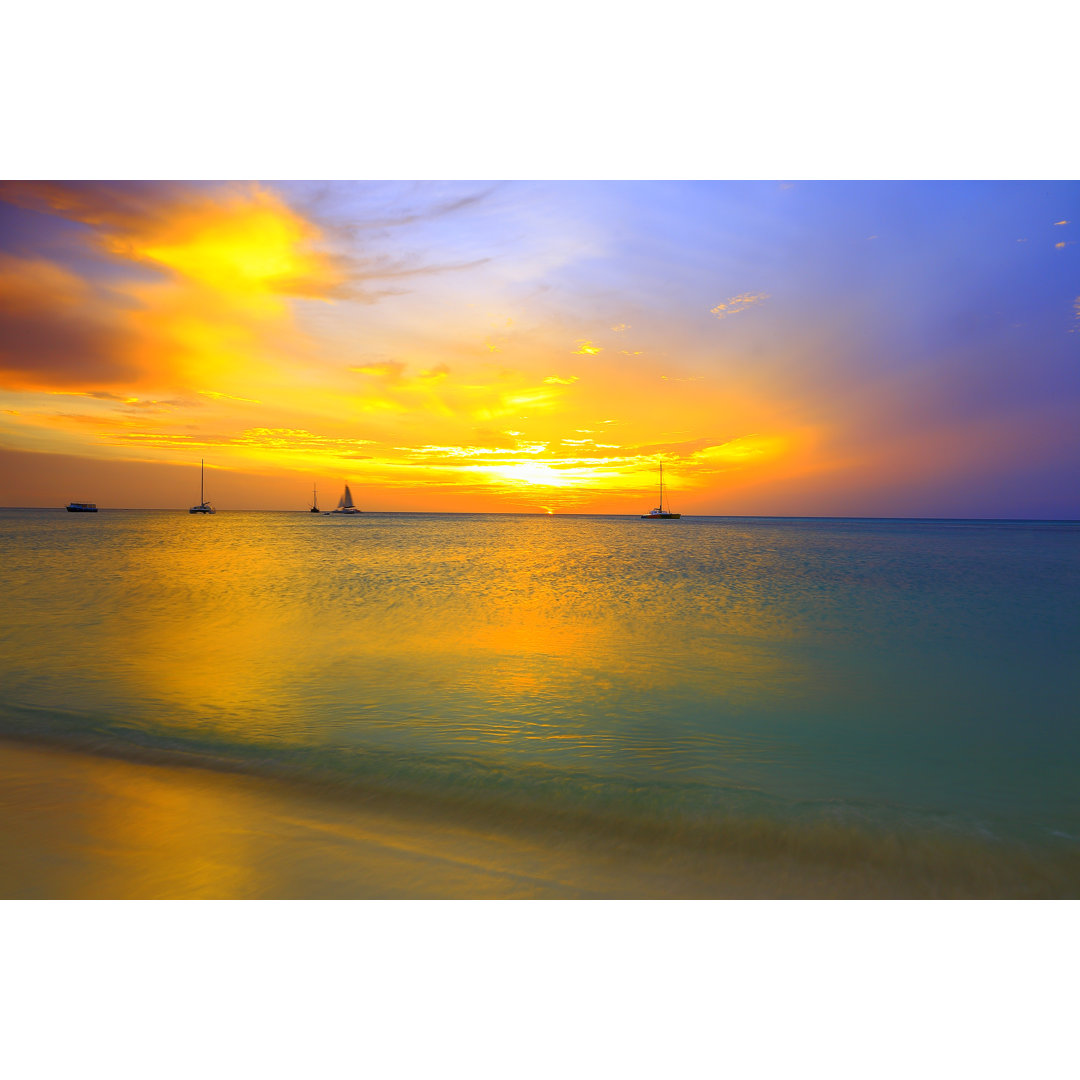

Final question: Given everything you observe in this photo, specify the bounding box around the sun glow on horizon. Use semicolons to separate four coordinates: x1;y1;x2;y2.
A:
2;180;1077;517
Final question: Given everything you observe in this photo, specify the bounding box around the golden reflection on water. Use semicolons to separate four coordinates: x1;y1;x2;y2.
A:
6;508;1078;877
104;520;326;742
3;511;820;771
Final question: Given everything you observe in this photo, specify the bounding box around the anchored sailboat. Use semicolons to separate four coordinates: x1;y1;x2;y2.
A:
189;459;215;514
310;484;320;513
640;461;681;519
329;484;361;514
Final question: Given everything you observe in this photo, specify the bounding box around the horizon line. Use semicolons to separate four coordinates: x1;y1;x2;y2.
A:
3;507;1078;523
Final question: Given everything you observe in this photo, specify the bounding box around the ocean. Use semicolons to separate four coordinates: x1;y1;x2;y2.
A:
1;508;1078;897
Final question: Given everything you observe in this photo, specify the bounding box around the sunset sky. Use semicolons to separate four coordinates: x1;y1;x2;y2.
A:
1;179;1077;516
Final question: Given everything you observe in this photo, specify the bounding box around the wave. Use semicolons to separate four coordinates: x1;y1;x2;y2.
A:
3;704;1079;898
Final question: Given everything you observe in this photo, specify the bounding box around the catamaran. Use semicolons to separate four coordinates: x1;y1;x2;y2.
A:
640;461;681;519
189;459;215;514
329;484;361;514
310;484;320;513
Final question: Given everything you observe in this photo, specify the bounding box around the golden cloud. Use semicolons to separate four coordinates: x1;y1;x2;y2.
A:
352;361;408;381
690;434;788;468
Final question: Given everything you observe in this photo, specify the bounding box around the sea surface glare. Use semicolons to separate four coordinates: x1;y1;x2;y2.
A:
1;509;1078;897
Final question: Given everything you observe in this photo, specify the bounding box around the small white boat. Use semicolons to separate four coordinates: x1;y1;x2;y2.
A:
329;484;361;514
640;461;681;519
189;459;215;514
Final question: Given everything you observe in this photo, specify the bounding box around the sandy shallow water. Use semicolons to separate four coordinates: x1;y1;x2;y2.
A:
4;739;1074;899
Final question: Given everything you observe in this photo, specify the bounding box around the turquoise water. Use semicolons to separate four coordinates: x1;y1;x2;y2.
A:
2;509;1078;891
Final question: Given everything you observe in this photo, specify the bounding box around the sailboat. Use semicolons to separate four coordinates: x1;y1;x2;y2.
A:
189;459;215;514
640;461;681;519
310;484;320;513
329;484;361;514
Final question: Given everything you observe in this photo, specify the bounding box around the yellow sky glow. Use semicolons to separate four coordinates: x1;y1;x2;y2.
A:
0;181;843;512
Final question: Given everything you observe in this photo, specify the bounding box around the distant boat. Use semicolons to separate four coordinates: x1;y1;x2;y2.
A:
640;462;681;519
310;484;321;513
66;502;98;513
189;459;215;514
329;484;361;515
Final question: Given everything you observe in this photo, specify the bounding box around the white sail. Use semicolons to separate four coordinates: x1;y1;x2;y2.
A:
328;483;360;514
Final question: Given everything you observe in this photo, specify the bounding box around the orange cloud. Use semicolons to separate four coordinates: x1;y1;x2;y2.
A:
2;181;347;302
0;253;139;389
0;183;352;403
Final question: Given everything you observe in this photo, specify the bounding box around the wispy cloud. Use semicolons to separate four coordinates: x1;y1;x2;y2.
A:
418;363;451;382
108;426;375;457
710;292;769;320
351;361;408;382
689;434;786;468
199;390;263;404
307;184;496;234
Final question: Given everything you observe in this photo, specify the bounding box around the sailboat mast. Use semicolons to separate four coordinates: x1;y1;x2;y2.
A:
660;461;664;512
200;459;204;504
